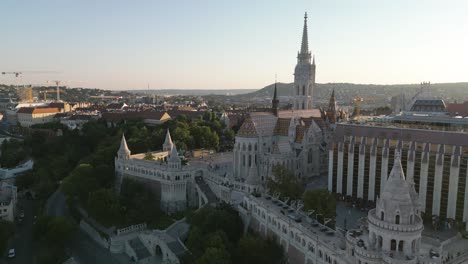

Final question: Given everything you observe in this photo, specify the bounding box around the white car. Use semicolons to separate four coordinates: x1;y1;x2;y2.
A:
8;248;15;258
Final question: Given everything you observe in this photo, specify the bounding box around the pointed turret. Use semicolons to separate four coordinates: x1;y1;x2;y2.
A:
168;142;181;169
163;129;173;151
272;82;279;116
118;134;131;159
377;151;420;219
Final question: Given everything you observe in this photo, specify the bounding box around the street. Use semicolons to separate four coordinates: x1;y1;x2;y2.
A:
47;189;132;264
69;230;131;264
1;198;37;264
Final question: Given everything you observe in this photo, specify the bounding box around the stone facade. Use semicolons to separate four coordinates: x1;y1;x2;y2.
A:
115;131;200;213
233;13;333;192
328;124;468;231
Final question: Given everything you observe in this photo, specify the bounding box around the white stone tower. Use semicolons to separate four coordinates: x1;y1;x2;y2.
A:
293;12;316;110
168;142;181;170
115;134;131;193
367;151;423;261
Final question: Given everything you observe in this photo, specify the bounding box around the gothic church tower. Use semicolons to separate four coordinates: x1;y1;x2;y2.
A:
293;13;316;110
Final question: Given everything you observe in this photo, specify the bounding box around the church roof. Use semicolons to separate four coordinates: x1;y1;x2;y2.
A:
277;109;321;119
274;118;290;135
295;126;306;142
237;112;278;138
237;117;258;137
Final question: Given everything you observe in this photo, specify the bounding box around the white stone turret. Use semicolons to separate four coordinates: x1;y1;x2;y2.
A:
368;151;423;259
163;129;173;151
118;134;131;160
168;142;181;170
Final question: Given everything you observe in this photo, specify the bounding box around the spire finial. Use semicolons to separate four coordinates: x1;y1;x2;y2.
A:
300;12;309;55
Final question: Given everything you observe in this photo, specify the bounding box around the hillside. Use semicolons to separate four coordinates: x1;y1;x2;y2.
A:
237;82;468;106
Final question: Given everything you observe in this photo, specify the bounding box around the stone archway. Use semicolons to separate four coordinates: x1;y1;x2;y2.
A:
155;245;163;256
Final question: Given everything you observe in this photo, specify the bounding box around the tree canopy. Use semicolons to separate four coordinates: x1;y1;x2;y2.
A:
303;189;336;220
267;165;304;200
182;204;286;264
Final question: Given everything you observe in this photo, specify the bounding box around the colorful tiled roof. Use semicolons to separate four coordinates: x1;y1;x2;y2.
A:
273;118;290;136
237;117;258;137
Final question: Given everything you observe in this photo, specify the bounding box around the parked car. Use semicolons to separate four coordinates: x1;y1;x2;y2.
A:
8;248;15;258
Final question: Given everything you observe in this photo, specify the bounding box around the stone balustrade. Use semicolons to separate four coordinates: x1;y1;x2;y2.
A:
368;209;423;233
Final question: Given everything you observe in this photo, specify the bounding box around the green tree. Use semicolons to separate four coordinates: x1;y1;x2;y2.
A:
236;235;287;264
62;164;98;204
15;171;35;190
87;188;121;227
144;151;155;160
0;220;15;254
267;165;304;200
303;189;336;220
196;247;231;264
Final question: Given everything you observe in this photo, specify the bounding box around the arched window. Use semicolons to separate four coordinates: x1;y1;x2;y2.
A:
391;239;397;251
410;214;414;224
380;211;384;221
303;85;306;95
395;214;400;224
398;241;404;252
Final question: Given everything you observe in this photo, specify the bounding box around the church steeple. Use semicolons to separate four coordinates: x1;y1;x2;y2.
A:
293;12;315;110
297;12;311;64
300;12;309;55
272;81;279;116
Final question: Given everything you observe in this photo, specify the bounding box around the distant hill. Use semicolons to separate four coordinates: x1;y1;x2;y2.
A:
130;89;256;96
237;82;468;106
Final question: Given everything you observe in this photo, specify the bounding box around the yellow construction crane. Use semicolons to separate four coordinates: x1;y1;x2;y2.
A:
351;97;376;117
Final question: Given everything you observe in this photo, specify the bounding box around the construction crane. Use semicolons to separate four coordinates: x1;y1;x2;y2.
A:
47;80;64;101
1;72;22;77
39;90;59;101
351;97;376;117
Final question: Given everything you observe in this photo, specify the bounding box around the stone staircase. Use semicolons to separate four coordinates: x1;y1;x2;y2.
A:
195;176;218;204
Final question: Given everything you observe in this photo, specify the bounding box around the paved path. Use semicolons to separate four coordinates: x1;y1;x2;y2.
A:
45;188;131;264
45;189;68;217
69;230;131;264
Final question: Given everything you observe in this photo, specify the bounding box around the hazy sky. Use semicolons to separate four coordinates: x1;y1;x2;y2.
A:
1;0;467;90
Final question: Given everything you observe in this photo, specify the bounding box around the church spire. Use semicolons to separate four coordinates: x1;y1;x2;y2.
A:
272;78;279;116
300;12;309;55
297;12;312;65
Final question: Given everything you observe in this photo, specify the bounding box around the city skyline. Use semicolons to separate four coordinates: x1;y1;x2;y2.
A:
1;0;467;90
